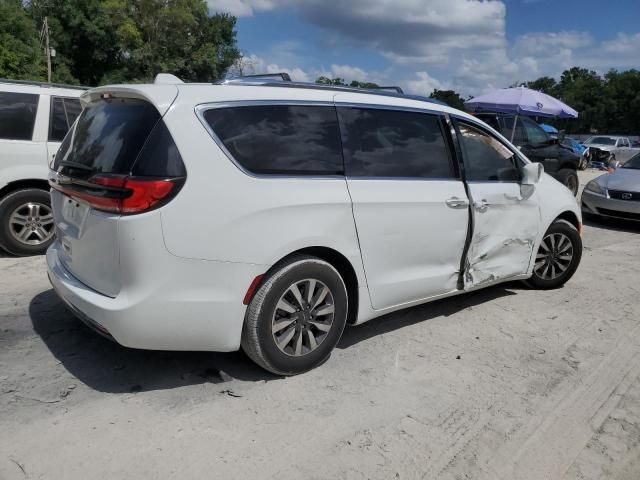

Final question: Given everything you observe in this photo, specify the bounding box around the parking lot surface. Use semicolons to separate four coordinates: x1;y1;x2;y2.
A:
1;171;639;480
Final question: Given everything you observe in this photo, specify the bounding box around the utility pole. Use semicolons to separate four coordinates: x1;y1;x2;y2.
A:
39;17;52;82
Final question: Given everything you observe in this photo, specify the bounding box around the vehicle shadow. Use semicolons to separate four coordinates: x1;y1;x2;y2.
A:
583;214;640;233
30;283;523;393
339;283;520;349
29;289;279;394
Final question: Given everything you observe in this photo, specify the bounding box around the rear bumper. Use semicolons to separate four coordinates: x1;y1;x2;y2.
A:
581;190;640;221
46;241;265;352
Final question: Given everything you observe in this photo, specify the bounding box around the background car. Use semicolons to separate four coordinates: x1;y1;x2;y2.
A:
475;113;581;195
582;153;640;221
583;135;639;170
0;79;85;255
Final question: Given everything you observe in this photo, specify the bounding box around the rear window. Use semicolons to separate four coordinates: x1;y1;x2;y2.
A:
203;105;344;175
49;97;82;142
0;92;39;141
54;97;161;175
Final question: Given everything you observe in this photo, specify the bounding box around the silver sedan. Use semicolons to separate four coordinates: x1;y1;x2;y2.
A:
582;154;640;221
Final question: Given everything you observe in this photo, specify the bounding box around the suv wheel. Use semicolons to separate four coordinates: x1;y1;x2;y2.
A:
526;221;582;290
557;168;579;196
0;189;55;256
241;255;348;375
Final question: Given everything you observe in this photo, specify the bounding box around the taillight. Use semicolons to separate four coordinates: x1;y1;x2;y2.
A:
49;174;183;215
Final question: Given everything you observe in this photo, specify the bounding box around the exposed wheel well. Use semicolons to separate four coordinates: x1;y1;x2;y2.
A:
0;179;50;200
555;211;581;232
277;247;360;325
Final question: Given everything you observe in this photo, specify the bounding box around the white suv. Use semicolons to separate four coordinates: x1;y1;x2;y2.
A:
0;80;84;255
47;75;582;375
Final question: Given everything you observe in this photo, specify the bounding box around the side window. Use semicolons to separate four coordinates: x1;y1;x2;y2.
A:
500;117;525;145
338;107;454;178
521;117;548;145
457;122;521;182
49;96;82;142
0;92;39;140
203;105;343;175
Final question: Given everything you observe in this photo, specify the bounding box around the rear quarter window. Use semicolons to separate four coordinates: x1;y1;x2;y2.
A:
49;97;82;142
203;105;344;175
0;91;39;141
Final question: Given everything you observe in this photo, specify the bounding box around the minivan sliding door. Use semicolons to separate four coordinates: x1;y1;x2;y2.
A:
337;103;470;310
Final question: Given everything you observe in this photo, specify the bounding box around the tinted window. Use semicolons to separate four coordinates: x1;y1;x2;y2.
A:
54;97;160;177
0;92;39;140
338;107;453;178
204;105;343;175
521;117;548;145
458;122;520;182
132;120;186;177
50;97;86;142
500;117;525;145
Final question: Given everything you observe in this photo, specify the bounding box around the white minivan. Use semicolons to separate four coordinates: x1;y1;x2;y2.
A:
0;80;84;255
47;76;582;375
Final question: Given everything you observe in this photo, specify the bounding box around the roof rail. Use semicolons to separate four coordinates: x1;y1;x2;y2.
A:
227;72;292;82
374;86;404;94
0;78;88;90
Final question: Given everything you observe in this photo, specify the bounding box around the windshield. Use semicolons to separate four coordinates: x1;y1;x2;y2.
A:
622;154;640;169
587;136;616;146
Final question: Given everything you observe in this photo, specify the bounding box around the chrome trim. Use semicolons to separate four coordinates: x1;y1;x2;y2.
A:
334;101;443;117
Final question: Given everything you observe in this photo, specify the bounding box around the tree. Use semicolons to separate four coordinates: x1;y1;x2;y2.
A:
315;76;379;89
0;0;45;80
429;89;466;110
26;0;240;85
524;76;558;96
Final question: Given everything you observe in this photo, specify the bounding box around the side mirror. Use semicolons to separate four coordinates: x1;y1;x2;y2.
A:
521;162;543;185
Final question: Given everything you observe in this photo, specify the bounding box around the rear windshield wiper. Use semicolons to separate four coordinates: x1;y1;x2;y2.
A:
58;161;95;172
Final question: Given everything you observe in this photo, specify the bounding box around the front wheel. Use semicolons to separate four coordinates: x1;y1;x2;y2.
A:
557;168;579;196
0;189;56;256
526;221;582;290
241;255;348;375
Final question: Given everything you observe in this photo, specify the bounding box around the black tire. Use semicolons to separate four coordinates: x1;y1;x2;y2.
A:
241;255;348;375
526;220;582;290
0;188;55;256
557;168;579;196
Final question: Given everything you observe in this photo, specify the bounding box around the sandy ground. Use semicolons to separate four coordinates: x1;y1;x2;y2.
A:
1;170;639;480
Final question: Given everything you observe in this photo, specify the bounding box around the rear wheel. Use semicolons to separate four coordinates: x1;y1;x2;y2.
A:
0;189;55;256
557;168;579;196
526;221;582;290
241;255;348;375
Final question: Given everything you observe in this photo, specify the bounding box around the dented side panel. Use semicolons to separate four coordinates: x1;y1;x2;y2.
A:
464;182;540;288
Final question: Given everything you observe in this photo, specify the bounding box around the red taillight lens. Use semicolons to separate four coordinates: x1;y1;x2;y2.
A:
120;178;175;213
50;174;181;215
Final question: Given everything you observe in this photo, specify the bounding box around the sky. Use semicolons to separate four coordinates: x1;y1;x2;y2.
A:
207;0;640;97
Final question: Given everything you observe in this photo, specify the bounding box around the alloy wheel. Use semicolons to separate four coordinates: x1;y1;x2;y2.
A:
271;279;335;357
8;202;55;246
534;232;574;280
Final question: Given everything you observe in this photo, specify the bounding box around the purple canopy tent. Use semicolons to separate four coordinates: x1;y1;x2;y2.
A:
464;86;578;142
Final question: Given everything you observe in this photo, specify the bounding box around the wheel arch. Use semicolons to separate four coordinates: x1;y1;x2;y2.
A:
554;210;581;233
265;246;360;325
0;179;50;200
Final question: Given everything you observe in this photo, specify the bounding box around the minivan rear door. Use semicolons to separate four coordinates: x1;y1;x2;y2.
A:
49;89;177;296
336;100;470;310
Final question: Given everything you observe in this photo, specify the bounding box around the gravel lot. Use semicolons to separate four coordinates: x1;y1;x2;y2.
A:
1;170;639;480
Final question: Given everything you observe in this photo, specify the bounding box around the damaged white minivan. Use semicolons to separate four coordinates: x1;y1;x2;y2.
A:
47;75;582;375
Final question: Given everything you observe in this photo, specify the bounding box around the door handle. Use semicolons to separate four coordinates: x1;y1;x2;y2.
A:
474;199;492;212
445;197;469;209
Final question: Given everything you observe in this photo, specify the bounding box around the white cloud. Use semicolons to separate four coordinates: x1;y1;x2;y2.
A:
207;0;275;16
402;71;443;95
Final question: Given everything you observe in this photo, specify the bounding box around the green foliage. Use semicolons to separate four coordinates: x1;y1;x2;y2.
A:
3;0;239;85
315;76;379;89
0;0;45;80
429;89;466;110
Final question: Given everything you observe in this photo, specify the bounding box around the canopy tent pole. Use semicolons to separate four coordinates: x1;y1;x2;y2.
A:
510;112;518;143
